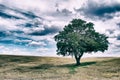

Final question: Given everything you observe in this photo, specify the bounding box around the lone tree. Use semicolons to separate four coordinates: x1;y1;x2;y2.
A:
54;19;109;66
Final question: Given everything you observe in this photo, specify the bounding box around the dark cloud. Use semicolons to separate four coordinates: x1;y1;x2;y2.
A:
24;23;34;27
0;39;30;46
18;23;33;28
0;4;6;9
117;23;120;28
10;30;24;34
29;26;60;36
12;8;43;19
115;44;120;48
16;36;31;40
57;8;72;16
51;8;72;18
0;4;11;11
0;29;31;46
116;23;120;40
0;31;10;37
75;1;120;20
0;4;42;20
117;35;120;40
106;29;115;34
14;10;39;19
18;19;43;28
55;2;72;16
0;40;13;44
0;30;28;46
0;11;22;19
14;40;30;46
0;31;7;37
0;4;23;19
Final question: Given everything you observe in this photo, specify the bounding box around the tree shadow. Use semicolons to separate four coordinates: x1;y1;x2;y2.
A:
56;61;97;74
11;64;55;73
57;61;97;68
0;55;38;63
80;61;97;66
30;64;55;69
7;62;97;73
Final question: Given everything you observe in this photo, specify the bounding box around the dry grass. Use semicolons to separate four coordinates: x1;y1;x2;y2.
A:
0;55;119;80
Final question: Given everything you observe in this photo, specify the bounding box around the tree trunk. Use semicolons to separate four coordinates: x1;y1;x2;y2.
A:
75;54;83;66
76;57;80;66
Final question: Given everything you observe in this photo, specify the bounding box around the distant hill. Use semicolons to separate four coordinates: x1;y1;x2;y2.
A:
0;55;119;80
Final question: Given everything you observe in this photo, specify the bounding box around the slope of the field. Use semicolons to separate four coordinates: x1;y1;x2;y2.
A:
0;55;119;80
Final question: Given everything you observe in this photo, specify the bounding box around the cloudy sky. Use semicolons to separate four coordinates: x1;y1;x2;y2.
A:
0;0;120;57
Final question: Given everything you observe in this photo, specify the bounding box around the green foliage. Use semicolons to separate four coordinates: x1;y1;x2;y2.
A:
54;19;109;57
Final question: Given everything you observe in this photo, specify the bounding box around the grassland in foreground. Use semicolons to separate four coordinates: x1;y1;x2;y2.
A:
0;55;120;80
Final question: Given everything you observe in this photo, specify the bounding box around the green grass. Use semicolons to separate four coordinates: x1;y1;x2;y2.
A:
0;55;119;80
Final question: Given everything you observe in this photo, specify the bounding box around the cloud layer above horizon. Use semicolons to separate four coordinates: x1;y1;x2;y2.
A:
0;0;120;57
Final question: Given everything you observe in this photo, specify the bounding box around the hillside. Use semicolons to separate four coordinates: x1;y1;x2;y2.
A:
0;55;119;80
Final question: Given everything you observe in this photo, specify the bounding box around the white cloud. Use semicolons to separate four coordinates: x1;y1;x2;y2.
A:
0;18;19;31
36;47;49;52
2;0;56;14
29;41;47;47
14;39;32;43
0;45;4;49
35;47;57;56
0;44;33;56
58;0;85;11
93;20;117;34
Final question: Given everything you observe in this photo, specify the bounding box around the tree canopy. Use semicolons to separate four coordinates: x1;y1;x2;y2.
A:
54;19;109;65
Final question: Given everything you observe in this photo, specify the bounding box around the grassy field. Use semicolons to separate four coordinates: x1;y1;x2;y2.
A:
0;55;119;80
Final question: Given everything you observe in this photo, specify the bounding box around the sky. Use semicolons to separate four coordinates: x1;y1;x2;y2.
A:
0;0;120;57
